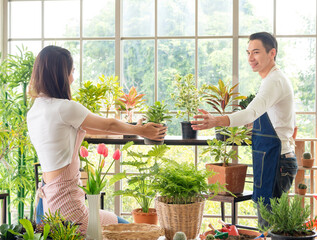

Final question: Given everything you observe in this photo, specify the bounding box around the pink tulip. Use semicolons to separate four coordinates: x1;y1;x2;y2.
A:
80;146;88;158
113;149;121;160
97;144;108;157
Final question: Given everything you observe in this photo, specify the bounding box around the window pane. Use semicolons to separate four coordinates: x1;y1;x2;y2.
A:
239;38;261;97
198;39;232;87
83;0;115;37
239;0;273;35
122;40;154;105
278;38;316;112
83;40;115;83
276;0;316;35
44;1;80;38
158;39;195;109
9;41;41;56
44;41;80;91
10;1;41;38
122;0;154;37
158;0;195;36
296;114;315;138
198;0;232;36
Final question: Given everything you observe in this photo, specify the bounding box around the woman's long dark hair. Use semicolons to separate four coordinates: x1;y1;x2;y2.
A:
29;45;73;100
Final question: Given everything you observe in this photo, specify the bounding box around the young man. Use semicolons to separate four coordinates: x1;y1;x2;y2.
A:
191;32;298;227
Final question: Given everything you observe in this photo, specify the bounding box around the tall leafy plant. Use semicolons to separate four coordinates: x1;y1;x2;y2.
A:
171;74;205;122
0;46;36;222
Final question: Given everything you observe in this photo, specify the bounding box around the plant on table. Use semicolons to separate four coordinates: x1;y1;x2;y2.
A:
114;142;170;223
258;192;315;238
116;86;145;123
10;218;50;240
0;222;22;240
170;73;205;139
238;93;255;110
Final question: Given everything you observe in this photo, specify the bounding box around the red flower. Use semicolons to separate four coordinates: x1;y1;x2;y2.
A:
80;146;88;158
97;144;108;157
113;149;121;160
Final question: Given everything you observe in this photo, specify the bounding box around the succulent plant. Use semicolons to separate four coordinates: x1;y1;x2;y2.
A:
303;152;312;159
173;231;187;240
298;183;307;189
206;234;216;240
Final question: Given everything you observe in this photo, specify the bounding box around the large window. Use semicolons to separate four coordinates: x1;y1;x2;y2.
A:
2;0;317;228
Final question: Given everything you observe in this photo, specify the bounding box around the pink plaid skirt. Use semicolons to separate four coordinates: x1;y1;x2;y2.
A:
37;129;118;233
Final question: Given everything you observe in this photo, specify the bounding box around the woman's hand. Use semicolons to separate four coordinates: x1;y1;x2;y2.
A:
139;122;167;141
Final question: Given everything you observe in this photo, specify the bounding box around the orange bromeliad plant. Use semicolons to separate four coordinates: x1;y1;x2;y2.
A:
116;86;145;123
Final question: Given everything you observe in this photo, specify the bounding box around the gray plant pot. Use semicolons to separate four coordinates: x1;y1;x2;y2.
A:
269;230;317;240
144;137;164;145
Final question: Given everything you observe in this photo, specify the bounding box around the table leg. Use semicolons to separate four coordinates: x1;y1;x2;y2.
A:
221;202;225;221
232;202;236;225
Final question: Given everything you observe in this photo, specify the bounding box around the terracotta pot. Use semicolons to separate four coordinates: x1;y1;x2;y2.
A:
302;158;314;168
298;188;307;195
206;163;248;194
132;208;158;225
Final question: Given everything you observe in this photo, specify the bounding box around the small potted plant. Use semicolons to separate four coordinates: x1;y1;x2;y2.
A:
258;192;317;239
203;126;252;194
203;79;246;140
116;86;145;124
153;160;224;240
171;73;204;139
143;101;172;145
114;142;170;224
298;183;308;195
302;152;314;168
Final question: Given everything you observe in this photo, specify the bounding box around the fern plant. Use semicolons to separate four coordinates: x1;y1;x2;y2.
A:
114;142;170;213
258;192;312;236
152;160;224;204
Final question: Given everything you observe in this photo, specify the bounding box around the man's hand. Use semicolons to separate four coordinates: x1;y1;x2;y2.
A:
191;109;230;130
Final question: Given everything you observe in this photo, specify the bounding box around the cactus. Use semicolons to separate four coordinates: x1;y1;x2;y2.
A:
298;183;307;189
206;234;215;240
303;152;312;159
173;231;187;240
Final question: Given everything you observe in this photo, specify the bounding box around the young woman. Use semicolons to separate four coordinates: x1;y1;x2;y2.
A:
27;45;166;233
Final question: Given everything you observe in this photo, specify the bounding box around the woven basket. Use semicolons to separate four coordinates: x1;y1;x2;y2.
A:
102;223;165;240
155;196;205;240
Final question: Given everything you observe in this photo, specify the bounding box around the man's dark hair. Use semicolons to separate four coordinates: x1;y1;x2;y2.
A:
249;32;278;61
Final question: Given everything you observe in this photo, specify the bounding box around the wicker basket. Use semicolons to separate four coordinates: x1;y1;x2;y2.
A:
155;196;205;240
102;223;165;240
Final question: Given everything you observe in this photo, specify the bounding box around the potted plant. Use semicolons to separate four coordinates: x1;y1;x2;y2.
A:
171;74;204;139
203;126;252;194
203;79;246;140
298;183;307;195
79;144;125;240
302;152;314;168
238;93;255;109
114;142;170;224
258;192;317;239
153;160;223;240
116;86;146;124
143;101;172;145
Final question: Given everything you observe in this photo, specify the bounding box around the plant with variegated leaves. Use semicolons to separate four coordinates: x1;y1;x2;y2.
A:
204;79;246;115
116;86;146;123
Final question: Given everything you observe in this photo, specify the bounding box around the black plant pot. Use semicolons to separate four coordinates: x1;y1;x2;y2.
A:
215;127;229;141
181;121;197;139
269;230;317;240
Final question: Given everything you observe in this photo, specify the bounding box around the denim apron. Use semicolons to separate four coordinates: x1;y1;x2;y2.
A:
252;112;281;204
